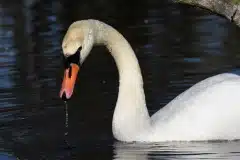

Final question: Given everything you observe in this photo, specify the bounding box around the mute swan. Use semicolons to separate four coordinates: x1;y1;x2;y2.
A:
59;19;240;142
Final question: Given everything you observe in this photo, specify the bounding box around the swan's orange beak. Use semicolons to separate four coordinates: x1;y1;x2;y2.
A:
59;64;79;101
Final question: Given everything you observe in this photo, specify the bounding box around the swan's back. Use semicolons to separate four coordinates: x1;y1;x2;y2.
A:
149;73;240;141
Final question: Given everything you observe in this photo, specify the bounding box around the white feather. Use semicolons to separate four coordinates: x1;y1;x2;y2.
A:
63;19;240;142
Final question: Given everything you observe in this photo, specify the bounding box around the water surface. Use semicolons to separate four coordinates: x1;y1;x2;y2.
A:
1;0;240;159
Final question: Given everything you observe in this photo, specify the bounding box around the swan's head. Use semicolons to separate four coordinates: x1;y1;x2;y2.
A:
59;22;94;101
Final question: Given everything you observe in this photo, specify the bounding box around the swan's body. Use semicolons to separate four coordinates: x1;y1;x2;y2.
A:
61;19;240;142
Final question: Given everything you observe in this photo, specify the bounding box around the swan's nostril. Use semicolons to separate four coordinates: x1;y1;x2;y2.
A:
68;66;72;78
61;92;68;101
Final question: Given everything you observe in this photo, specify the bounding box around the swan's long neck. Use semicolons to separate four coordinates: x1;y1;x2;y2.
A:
94;21;151;141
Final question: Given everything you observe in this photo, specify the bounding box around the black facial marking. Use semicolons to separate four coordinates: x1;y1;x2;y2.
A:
63;47;82;69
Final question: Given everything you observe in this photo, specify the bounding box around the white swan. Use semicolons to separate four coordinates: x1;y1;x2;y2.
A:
59;19;240;142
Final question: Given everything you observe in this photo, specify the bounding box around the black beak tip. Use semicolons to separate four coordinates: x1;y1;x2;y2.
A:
61;92;69;101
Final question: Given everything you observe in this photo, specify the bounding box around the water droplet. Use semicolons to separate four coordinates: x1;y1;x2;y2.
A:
64;102;69;136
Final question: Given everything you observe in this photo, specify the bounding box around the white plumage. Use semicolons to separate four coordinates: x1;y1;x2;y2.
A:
62;19;240;142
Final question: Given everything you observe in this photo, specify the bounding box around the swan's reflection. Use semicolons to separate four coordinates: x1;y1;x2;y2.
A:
113;142;149;160
113;140;240;160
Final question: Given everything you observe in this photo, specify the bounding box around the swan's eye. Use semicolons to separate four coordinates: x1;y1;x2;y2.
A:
78;46;82;52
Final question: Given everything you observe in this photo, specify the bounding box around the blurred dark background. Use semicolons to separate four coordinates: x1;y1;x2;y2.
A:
1;0;240;159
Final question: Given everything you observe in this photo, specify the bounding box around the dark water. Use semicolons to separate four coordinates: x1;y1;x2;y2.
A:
1;0;240;159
